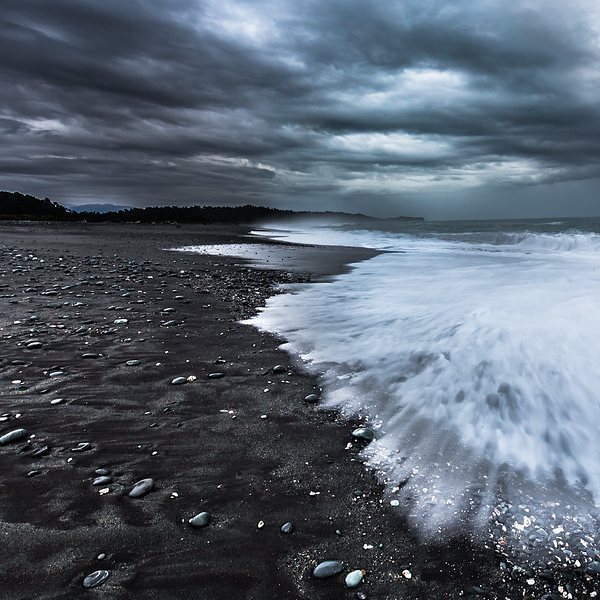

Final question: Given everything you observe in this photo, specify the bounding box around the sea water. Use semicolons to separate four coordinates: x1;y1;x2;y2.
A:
248;218;600;555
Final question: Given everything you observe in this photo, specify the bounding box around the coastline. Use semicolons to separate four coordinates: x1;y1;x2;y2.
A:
0;221;590;599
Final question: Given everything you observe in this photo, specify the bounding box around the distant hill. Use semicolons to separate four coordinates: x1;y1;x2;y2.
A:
0;191;72;220
65;203;133;213
0;191;423;224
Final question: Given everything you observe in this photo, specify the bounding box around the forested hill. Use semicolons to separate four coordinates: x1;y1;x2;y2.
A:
0;191;71;220
0;191;423;223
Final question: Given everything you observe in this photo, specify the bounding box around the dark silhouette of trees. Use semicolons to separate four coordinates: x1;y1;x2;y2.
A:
0;191;423;223
0;191;73;220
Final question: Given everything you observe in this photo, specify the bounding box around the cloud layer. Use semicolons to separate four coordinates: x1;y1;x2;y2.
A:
1;0;599;215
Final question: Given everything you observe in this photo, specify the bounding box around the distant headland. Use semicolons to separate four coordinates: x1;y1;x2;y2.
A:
0;191;423;224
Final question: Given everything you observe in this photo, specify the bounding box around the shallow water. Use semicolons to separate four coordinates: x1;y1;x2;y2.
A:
247;218;600;553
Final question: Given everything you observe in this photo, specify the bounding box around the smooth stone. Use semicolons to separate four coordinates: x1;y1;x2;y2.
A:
113;318;128;324
49;371;65;377
95;468;110;476
27;470;42;477
345;570;364;588
304;394;319;404
189;512;211;527
82;353;101;359
83;570;109;588
26;341;43;349
208;372;224;379
280;522;294;534
126;360;141;366
352;427;375;442
272;365;287;374
313;560;343;579
31;445;50;457
171;377;187;385
97;553;106;560
585;561;600;575
93;476;112;486
0;428;27;445
129;478;154;498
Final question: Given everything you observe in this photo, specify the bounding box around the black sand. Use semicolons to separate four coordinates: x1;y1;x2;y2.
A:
0;222;593;599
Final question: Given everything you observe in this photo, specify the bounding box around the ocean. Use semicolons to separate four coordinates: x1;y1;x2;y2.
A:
247;217;600;554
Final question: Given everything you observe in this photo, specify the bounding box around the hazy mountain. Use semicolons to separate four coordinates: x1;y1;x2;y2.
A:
65;203;132;213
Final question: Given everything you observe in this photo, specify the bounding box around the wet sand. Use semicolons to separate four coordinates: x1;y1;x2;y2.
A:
0;222;593;599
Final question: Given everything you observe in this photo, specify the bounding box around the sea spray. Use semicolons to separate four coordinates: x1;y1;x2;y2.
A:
248;221;600;554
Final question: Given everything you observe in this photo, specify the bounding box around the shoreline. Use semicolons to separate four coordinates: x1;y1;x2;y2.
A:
0;221;594;599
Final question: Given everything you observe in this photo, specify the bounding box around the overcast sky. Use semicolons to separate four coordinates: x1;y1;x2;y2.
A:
1;0;599;218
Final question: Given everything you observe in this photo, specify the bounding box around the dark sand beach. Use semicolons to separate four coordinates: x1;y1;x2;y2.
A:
0;222;592;599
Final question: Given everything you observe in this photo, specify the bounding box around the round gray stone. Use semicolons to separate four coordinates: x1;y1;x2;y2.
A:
352;427;375;442
345;569;364;588
280;522;294;534
0;428;27;445
189;512;211;528
313;560;343;579
92;476;112;486
83;570;109;588
128;478;154;498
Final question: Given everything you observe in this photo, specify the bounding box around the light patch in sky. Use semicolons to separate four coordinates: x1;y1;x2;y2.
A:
22;118;67;134
201;0;280;45
330;132;452;161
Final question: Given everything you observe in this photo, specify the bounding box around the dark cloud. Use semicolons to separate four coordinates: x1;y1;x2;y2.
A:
0;0;598;215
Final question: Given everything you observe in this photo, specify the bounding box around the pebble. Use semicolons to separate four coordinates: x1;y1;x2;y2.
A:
126;360;141;366
280;522;294;534
97;553;106;560
585;561;600;575
82;353;101;359
92;476;112;486
128;478;154;498
95;468;110;476
31;445;50;457
304;394;319;404
113;318;128;324
171;377;187;385
26;341;43;349
272;365;287;374
83;570;109;589
208;372;225;379
0;428;27;445
351;427;375;442
345;570;364;588
189;512;211;528
313;560;343;579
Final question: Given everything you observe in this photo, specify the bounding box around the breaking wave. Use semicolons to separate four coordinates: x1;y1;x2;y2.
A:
249;222;600;553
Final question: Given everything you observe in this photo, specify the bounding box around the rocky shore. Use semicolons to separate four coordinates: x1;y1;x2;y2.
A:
0;222;597;599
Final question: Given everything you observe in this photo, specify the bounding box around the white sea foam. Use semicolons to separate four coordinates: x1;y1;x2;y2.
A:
248;223;600;543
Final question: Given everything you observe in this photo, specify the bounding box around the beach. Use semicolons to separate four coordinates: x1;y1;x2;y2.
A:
0;221;594;599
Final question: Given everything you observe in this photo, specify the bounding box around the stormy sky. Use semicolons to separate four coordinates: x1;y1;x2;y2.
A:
1;0;599;218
